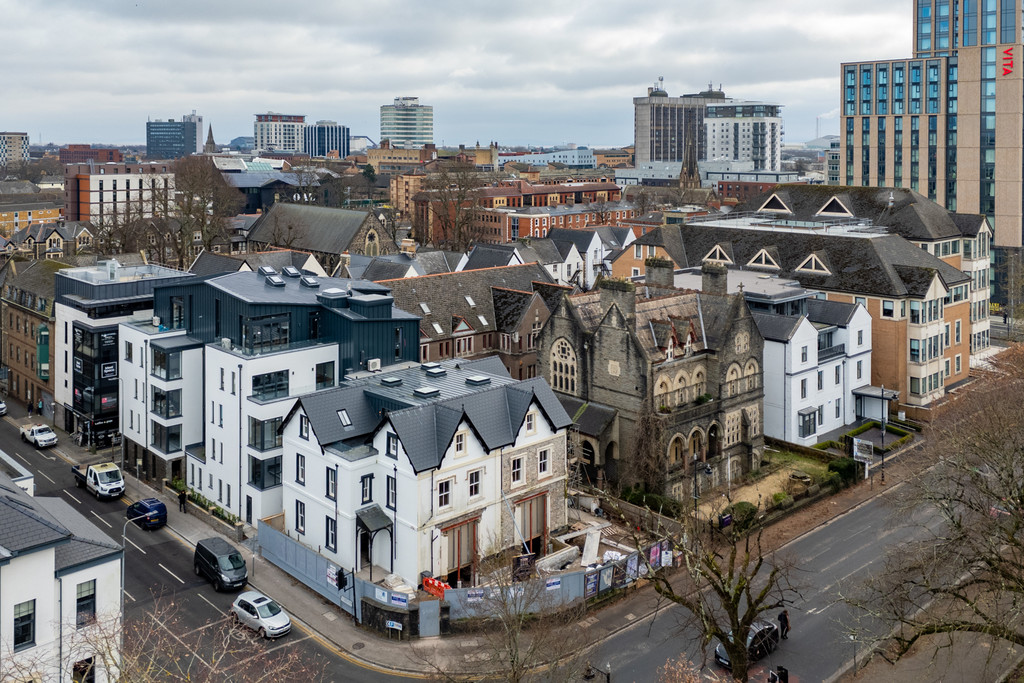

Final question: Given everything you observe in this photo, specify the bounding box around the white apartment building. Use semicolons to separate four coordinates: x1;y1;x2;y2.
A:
280;359;571;589
253;112;306;154
62;163;176;225
705;100;784;172
379;97;433;149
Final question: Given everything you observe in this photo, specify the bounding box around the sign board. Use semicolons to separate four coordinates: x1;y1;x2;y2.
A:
545;577;561;591
467;588;484;603
390;592;408;608
648;544;660;569
584;571;599;598
101;362;118;379
386;620;403;631
423;576;450;599
327;564;338;587
374;587;388;604
661;550;673;568
852;438;874;463
719;513;733;529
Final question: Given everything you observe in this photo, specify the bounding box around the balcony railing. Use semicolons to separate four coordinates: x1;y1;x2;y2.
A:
818;343;846;362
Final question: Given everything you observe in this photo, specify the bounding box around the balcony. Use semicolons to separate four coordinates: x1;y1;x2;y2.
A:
818;343;846;362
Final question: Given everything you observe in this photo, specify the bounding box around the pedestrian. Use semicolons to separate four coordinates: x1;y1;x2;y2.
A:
1004;311;1009;325
178;489;187;513
778;609;790;639
37;400;43;416
27;402;32;417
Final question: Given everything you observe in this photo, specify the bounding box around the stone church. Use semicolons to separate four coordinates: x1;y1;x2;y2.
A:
537;260;765;503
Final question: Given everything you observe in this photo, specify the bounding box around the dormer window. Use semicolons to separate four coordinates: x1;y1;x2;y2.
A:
703;244;733;264
796;253;831;275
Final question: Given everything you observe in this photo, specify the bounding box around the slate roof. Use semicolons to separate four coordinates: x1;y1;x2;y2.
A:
247;203;375;256
189;251;244;277
555;395;617;438
516;238;566;266
532;281;575;313
222;171;300;190
664;222;970;298
461;244;519;271
492;287;535;334
752;312;804;342
0;180;40;195
735;185;986;242
806;298;858;327
378;263;553;342
359;259;415;281
294;360;571;474
34;498;121;574
7;258;72;299
548;227;597;254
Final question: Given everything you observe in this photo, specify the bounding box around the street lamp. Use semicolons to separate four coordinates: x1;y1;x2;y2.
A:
880;384;888;485
692;454;714;524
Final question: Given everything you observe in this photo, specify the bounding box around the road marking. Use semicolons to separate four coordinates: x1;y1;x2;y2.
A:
90;511;112;528
289;618;429;678
11;450;30;465
159;563;186;584
197;593;220;611
62;490;82;505
126;537;147;555
37;469;55;484
122;588;136;603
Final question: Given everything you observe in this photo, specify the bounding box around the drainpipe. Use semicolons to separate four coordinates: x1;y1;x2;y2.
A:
57;575;63;681
237;363;243;522
392;463;397;574
143;339;149;480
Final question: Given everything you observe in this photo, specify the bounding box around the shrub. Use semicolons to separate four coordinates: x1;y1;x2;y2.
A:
772;491;789;506
169;478;186;492
621;486;684;518
828;457;858;486
695;393;713;405
724;500;758;531
825;472;844;493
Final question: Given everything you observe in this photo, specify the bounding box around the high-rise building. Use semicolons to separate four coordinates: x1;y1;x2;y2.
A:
0;132;29;166
379;97;433;148
633;80;783;170
303;120;350;158
63;162;175;225
146;111;203;159
59;144;124;164
253;113;306;154
840;1;1022;299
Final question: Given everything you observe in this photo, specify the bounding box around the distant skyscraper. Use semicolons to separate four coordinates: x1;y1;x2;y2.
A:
633;80;783;170
0;132;29;167
253;113;306;154
303;120;350;158
840;0;1023;300
146;111;203;159
380;97;433;148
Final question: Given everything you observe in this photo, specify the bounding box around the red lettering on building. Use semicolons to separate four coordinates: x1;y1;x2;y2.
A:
1003;47;1014;76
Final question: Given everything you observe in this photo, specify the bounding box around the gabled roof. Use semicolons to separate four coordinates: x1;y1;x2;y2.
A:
752;312;804;342
247;203;375;256
492;287;536;334
555;395;617;438
515;238;566;266
806;298;859;326
34;498;121;574
548;227;598;254
461;243;520;271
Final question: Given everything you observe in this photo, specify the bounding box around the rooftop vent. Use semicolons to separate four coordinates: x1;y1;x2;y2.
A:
300;276;320;288
420;362;441;371
426;367;447;378
265;275;285;287
414;386;440;398
258;265;277;277
282;266;301;278
466;375;491;386
380;376;403;387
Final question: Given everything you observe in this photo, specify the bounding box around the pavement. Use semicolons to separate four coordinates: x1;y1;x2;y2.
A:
14;393;1013;682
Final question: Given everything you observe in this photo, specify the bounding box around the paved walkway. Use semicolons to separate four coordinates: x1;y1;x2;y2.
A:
16;394;1008;682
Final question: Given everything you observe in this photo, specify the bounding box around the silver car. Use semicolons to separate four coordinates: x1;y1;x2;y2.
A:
230;591;292;638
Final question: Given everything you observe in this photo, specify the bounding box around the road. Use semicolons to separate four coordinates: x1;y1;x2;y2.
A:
2;418;405;682
589;489;940;682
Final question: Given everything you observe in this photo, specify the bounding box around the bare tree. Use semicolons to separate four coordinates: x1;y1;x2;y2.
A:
170;156;243;268
0;597;324;683
842;344;1024;671
418;161;487;251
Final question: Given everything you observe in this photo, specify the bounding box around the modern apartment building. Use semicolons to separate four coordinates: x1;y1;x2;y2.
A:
840;0;1023;299
253;113;306;154
145;112;203;159
0;132;29;166
380;97;433;148
303;120;349;158
63;162;176;225
59;145;123;164
633;81;783;169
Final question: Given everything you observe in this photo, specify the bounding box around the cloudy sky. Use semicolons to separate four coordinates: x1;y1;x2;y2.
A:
3;1;910;148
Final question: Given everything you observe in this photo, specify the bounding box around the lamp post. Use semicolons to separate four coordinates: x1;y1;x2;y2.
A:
692;453;713;529
121;514;149;618
880;385;887;485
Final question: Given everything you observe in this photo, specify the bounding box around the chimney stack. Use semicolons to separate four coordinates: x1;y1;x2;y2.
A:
599;278;636;323
701;261;729;296
644;257;675;288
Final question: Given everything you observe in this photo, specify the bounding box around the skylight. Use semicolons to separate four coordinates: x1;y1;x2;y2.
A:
337;409;352;427
420;302;431;314
432;322;444;335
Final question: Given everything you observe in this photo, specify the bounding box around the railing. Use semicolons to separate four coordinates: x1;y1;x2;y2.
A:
818;343;846;362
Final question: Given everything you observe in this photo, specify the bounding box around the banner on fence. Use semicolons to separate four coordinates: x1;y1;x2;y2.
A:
467;588;485;603
546;577;561;591
585;571;599;598
391;592;409;608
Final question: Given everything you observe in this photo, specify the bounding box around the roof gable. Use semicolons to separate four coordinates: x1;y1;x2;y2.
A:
758;193;792;213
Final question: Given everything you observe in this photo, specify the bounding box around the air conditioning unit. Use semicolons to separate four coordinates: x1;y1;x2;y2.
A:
367;358;382;372
152;316;161;327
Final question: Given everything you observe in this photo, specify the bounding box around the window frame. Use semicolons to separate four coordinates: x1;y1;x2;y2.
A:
511;456;523;485
295;500;305;534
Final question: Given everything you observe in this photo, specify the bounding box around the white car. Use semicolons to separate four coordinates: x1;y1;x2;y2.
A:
0;400;7;416
230;591;291;639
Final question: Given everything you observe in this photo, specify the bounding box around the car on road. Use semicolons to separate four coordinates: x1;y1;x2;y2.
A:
0;399;7;416
194;537;248;591
714;620;780;669
21;423;57;447
230;591;292;638
127;498;167;530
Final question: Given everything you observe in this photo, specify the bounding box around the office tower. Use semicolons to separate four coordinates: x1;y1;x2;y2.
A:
146;111;203;159
633;79;782;170
253;113;306;154
380;97;433;148
0;132;29;166
840;0;1022;299
303;120;350;158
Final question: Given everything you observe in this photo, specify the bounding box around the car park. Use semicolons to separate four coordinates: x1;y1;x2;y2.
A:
127;498;167;530
714;620;780;669
230;591;292;638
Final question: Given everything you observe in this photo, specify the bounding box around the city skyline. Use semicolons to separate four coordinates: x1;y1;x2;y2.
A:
3;0;908;148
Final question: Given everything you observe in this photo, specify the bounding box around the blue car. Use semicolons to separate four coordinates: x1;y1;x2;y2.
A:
127;498;167;530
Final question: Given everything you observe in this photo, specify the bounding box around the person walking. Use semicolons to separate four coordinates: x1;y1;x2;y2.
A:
37;400;43;417
178;489;187;513
27;402;32;417
778;609;791;639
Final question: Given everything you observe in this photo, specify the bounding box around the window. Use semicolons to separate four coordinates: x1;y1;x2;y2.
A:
124;340;133;362
538;449;549;475
882;300;894;317
325;517;337;552
856;360;863;379
337;409;351;427
857;330;864;346
150;422;182;454
296;454;305;484
511;456;523;484
14;599;34;650
76;580;96;628
248;417;283;450
299;415;309;440
220;368;225;390
800;379;807;398
295;501;305;533
835;366;841;384
387;475;397;510
836;400;842;419
955;320;962;344
327;467;337;500
550;339;578;395
252;370;288;400
151;347;181;380
316;361;335;389
249;455;282;489
469;469;481;497
151;386;181;419
817;371;823;391
525;412;536;434
799;411;816;438
634;244;642;259
438;478;452;508
800;346;808;363
387;433;399;459
361;474;373;503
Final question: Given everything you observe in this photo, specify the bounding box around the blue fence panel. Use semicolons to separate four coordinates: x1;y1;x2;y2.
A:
258;523;355;616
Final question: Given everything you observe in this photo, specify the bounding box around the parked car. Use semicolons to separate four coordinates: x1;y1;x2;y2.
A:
127;498;167;530
230;591;292;638
714;620;780;669
0;400;8;416
193;537;248;591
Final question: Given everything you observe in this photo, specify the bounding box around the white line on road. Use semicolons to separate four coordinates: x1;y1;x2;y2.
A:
11;450;29;465
37;469;55;484
197;593;220;611
62;490;82;505
159;563;186;584
122;588;136;603
90;511;112;528
126;537;147;555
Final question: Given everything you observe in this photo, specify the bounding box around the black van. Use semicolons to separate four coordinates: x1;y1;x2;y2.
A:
193;537;248;591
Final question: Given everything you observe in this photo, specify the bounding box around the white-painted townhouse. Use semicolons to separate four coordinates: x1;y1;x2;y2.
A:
279;357;572;589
